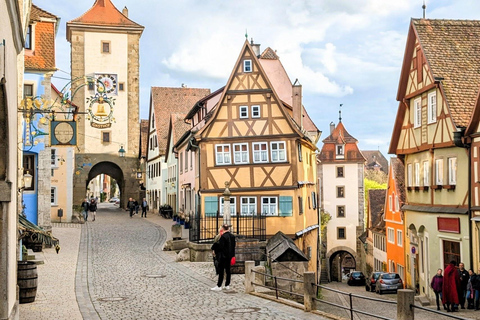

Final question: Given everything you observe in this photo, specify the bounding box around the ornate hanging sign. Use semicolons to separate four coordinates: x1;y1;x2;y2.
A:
51;120;77;146
86;91;115;129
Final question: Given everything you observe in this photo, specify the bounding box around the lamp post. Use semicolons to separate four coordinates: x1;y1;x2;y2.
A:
23;171;33;190
118;145;126;158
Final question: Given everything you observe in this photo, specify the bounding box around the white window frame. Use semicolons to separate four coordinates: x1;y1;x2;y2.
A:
243;60;252;73
220;197;236;216
51;148;58;168
414;162;420;187
414;98;421;128
240;197;256;215
407;163;413;187
51;187;57;205
397;229;403;247
336;144;345;159
389;195;393;212
395;196;400;213
435;158;444;185
239;105;248;119
423;161;429;186
270;141;286;162
251;105;260;118
427;92;437;124
448;157;457;185
388;227;395;244
215;144;231;165
261;196;278;216
233;143;249;164
253;142;268;163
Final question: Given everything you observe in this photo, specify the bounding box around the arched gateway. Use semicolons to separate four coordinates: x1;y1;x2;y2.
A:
327;247;357;282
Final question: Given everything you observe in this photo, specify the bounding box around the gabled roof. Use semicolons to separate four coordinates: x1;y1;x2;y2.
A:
318;121;365;162
266;231;308;262
362;150;388;173
368;189;386;233
390;157;406;208
165;113;190;162
150;87;210;156
185;86;224;120
139;119;149;159
30;4;58;21
67;0;144;40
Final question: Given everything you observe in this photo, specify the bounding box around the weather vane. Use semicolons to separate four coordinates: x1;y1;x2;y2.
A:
339;104;343;122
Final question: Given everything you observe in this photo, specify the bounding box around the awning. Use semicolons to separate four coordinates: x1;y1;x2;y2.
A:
18;214;59;247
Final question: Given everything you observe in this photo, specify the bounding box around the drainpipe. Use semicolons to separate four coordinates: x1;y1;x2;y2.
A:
453;129;473;269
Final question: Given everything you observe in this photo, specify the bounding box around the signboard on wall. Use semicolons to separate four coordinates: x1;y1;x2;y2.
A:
437;217;460;234
51;121;77;146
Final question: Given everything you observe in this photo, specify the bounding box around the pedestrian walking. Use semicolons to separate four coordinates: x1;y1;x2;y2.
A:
442;260;461;312
211;227;224;275
211;224;236;291
134;199;139;215
431;269;445;311
81;198;89;221
88;198;97;222
141;198;148;218
458;262;469;309
466;269;477;309
473;268;480;310
127;198;135;218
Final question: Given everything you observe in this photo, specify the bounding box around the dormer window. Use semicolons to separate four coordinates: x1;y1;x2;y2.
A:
25;25;33;50
336;144;344;159
243;60;252;73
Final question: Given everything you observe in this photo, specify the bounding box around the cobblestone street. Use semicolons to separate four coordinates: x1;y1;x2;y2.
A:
20;203;324;320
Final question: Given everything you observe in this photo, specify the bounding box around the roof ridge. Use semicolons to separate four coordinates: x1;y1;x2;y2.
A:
68;0;143;28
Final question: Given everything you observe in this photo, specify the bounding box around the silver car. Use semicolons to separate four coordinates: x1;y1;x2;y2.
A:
375;273;403;294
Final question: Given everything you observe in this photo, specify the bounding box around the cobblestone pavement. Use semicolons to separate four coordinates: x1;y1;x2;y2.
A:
320;281;479;320
22;203;325;320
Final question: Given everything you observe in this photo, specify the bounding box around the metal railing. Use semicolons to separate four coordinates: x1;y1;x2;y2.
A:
251;269;304;300
411;305;471;320
189;212;266;243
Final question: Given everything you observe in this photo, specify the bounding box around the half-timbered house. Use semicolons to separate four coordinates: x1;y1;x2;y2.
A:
187;40;321;272
389;19;477;298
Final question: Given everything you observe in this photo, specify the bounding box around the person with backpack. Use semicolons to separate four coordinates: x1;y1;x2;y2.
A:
211;224;236;291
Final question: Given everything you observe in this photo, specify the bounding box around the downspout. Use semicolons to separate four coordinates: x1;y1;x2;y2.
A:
453;129;472;269
188;139;200;218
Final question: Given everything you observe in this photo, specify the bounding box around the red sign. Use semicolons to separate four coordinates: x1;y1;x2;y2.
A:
437;217;460;234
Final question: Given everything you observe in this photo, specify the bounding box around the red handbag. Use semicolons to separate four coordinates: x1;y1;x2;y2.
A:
230;257;236;266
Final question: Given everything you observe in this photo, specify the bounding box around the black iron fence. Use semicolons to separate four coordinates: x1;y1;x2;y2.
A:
189;212;266;243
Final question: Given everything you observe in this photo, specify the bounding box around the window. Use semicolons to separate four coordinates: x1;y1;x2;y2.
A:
414;162;420;186
233;143;249;164
388;227;395;244
24;84;33;98
298;196;303;215
220;197;236;216
251;105;260;118
243;59;252;72
337;186;345;198
102;41;110;53
240;197;256;215
261;197;277;216
311;192;317;210
25;25;32;49
397;230;403;247
435;159;443;185
23;155;35;191
428;92;437;124
397;264;405;280
407;163;413;187
442;240;460;270
119;83;125;91
252;143;268;162
102;131;110;143
298;143;302;162
215;144;231;165
270;141;286;162
389;195;393;211
423;161;429;186
336;166;344;178
180;152;183;174
336;145;344;159
51;149;58;168
239;106;248;118
185;151;188;172
396;196;400;213
337;227;346;239
448;157;457;185
414;98;421;128
88;81;95;91
337;205;345;218
51;187;57;205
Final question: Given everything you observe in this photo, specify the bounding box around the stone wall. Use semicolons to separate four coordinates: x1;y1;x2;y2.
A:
70;30;85;153
37;148;51;231
127;33;140;156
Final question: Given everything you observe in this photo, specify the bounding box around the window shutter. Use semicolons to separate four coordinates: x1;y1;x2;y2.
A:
204;196;218;217
279;196;293;216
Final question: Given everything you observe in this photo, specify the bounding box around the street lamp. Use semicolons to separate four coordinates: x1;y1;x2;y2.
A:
118;145;126;158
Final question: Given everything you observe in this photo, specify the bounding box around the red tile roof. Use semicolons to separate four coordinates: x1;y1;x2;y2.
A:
151;87;210;155
413;19;480;128
390;157;406;208
318;121;365;162
68;0;143;29
25;5;57;71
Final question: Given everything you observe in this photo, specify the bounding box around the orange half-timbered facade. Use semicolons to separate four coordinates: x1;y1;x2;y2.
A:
189;40;321;272
390;19;478;299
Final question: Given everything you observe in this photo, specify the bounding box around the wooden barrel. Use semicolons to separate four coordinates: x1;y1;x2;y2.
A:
17;261;38;304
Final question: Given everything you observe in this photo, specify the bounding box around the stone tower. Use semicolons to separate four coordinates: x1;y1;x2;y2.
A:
67;0;144;210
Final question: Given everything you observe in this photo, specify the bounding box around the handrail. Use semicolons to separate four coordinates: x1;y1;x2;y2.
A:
251;269;304;283
313;283;397;304
411;304;472;320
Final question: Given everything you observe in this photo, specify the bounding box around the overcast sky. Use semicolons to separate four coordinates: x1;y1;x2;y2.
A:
35;0;480;157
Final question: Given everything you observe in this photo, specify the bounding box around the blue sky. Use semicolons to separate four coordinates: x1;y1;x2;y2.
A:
36;0;480;157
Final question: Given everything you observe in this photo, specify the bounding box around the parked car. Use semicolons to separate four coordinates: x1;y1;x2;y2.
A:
375;273;403;294
365;272;384;292
347;271;365;286
109;197;119;203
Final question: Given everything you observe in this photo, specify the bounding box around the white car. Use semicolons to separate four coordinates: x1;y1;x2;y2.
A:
109;197;119;203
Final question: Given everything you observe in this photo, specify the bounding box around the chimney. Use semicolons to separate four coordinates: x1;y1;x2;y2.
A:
122;6;128;17
330;122;335;134
250;38;261;58
292;80;302;129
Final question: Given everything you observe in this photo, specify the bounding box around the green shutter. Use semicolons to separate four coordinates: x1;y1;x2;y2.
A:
279;196;293;217
204;196;218;217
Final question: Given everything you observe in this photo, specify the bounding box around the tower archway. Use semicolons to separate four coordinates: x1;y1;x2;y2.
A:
327;246;357;282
